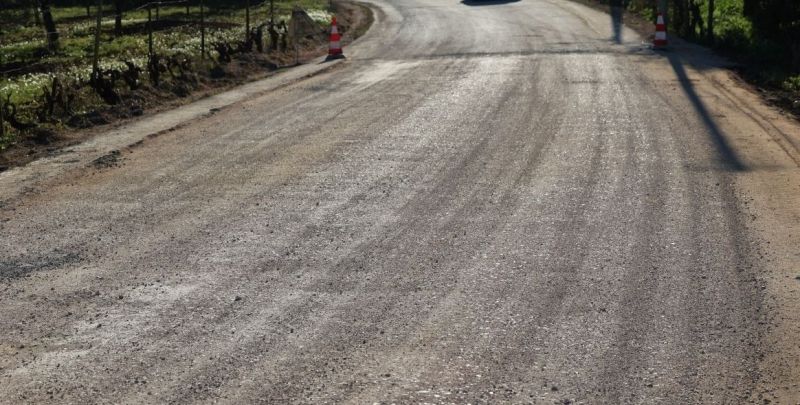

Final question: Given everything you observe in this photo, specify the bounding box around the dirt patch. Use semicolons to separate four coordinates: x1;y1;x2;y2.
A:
91;150;122;169
337;1;374;46
0;1;372;171
0;251;83;281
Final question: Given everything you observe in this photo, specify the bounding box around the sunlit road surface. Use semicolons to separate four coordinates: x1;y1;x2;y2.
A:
3;0;799;403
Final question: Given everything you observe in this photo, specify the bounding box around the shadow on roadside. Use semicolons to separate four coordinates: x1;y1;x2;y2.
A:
664;51;747;171
610;5;623;44
598;0;746;171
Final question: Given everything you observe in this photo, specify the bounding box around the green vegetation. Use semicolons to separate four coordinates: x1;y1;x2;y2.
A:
784;75;800;92
682;0;798;96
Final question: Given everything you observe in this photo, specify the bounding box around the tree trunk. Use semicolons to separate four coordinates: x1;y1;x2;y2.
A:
114;0;123;37
689;0;703;39
147;6;153;57
706;0;714;42
200;0;205;59
673;0;690;37
92;0;102;80
742;0;756;18
39;0;59;52
0;93;5;142
31;0;41;26
245;0;250;44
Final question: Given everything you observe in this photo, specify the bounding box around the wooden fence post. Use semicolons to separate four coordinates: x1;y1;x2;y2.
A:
200;0;205;59
147;5;153;57
707;0;715;43
245;0;251;44
92;0;102;80
0;91;5;142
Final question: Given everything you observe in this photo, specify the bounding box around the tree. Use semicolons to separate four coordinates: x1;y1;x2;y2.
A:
669;0;705;39
30;0;41;26
744;0;800;70
38;0;59;51
706;0;714;42
671;0;689;37
114;0;123;36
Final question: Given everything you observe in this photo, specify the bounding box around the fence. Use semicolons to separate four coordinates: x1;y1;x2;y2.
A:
0;0;333;146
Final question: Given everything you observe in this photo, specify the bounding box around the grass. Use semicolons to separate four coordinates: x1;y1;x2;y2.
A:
783;75;800;92
697;0;756;54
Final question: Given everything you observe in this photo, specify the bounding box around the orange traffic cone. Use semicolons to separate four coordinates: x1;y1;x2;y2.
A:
653;13;668;48
326;16;345;61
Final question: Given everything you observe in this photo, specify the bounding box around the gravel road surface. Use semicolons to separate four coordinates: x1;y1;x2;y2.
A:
2;0;799;403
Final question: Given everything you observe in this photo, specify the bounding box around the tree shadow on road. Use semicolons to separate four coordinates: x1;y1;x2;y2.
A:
600;1;745;170
664;51;747;171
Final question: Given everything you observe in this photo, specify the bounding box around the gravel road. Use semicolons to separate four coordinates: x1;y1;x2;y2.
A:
2;0;799;403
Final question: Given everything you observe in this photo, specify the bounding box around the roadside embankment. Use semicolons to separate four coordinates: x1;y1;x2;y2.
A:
0;0;373;171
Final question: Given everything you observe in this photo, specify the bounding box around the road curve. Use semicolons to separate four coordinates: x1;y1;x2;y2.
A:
0;0;786;403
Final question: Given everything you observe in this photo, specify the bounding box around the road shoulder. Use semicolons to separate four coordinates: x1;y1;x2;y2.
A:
0;2;377;210
558;0;800;399
639;34;800;405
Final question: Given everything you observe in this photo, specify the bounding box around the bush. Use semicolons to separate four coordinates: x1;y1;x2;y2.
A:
784;75;800;92
743;0;800;70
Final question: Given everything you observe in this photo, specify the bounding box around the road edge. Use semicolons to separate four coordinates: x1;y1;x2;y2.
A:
556;0;800;400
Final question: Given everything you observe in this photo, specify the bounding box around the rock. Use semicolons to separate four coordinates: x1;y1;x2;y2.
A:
92;150;121;168
291;7;327;41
